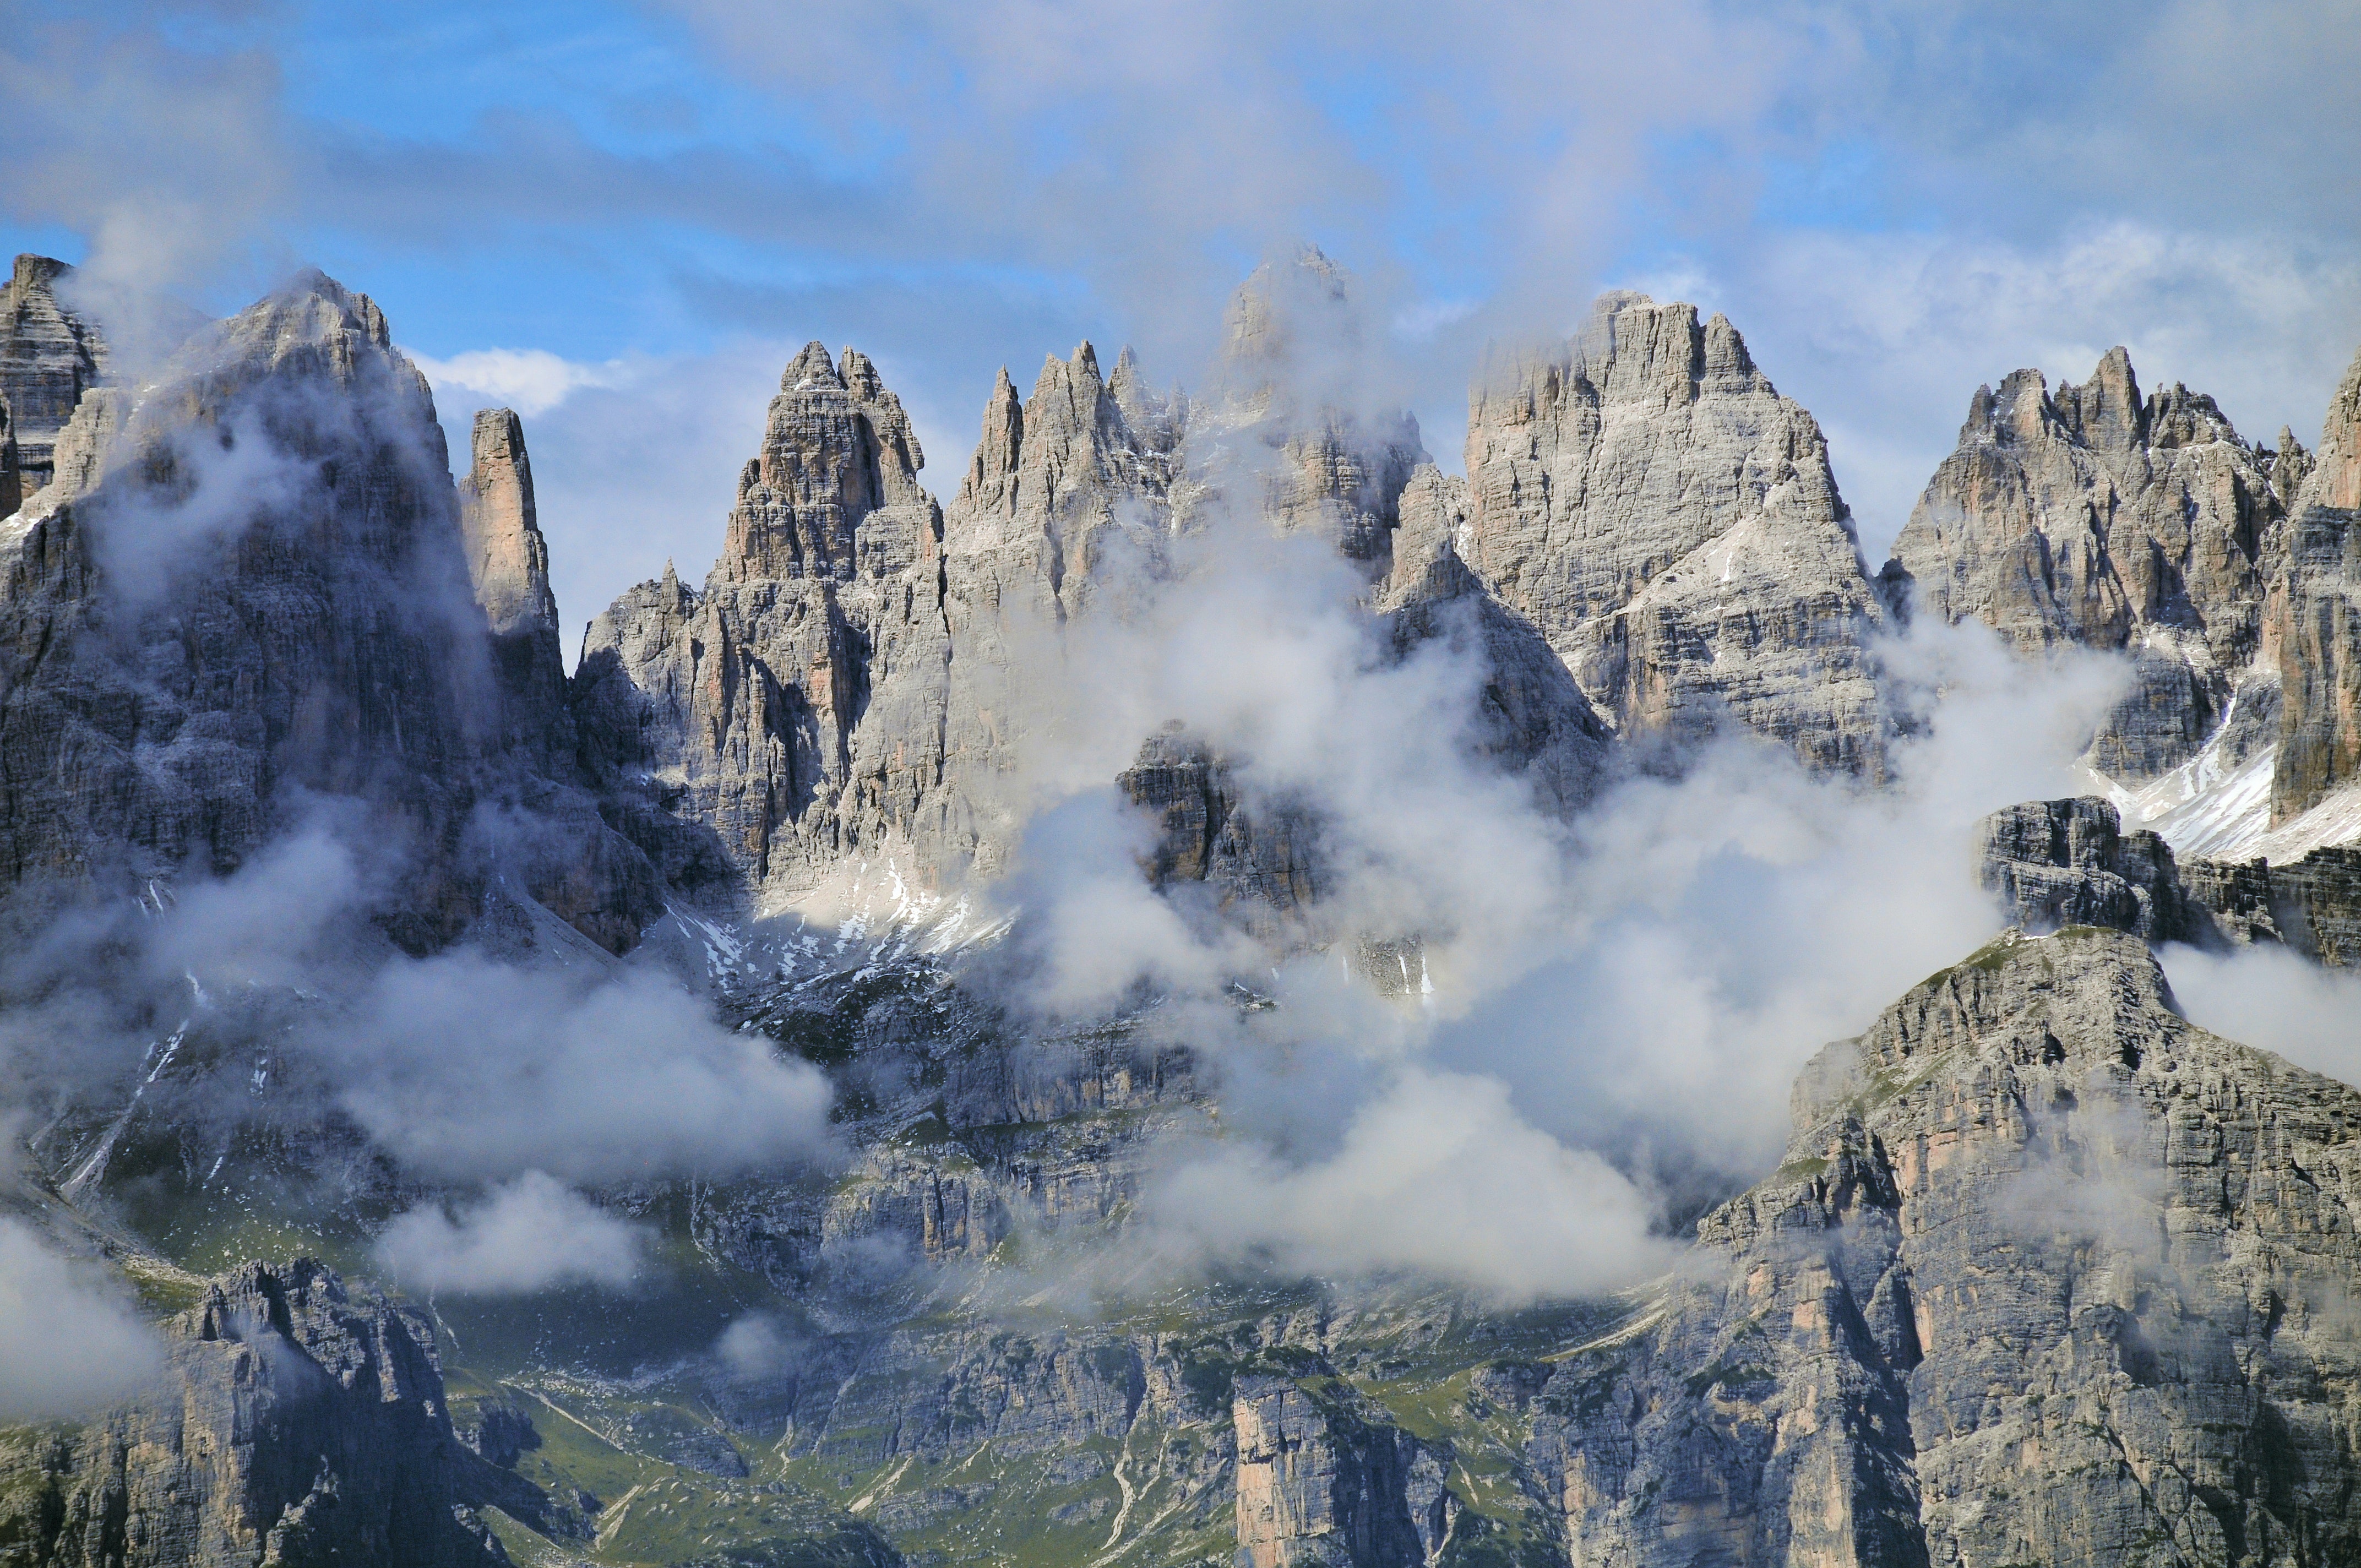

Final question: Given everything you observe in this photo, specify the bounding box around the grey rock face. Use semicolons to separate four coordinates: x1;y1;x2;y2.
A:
1463;293;1888;776
1886;348;2294;782
0;1259;516;1567
1232;1375;1455;1568
2180;846;2361;967
1973;795;2361;965
1378;466;1613;819
2273;341;2361;823
1974;796;2211;943
0;255;107;500
0;271;661;952
1531;927;2361;1567
0;393;19;520
573;341;959;903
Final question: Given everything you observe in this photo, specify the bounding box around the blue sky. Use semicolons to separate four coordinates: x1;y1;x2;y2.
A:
7;0;2358;646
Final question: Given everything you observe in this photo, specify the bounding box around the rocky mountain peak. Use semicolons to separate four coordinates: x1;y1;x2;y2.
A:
781;338;844;393
1560;292;1772;411
716;340;932;584
2052;342;2144;450
2315;339;2361;511
1222;244;1354;373
1889;344;2299;786
1105;344;1176;448
1462;291;1889;775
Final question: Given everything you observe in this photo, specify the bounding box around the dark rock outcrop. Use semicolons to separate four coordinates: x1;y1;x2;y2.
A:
1530;927;2361;1567
1974;797;2361;965
1974;796;2211;943
2182;846;2361;967
1116;728;1323;941
0;1259;523;1567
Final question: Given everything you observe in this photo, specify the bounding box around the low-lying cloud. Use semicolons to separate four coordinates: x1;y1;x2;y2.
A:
0;1219;165;1420
375;1171;651;1295
328;955;837;1185
1149;1067;1679;1303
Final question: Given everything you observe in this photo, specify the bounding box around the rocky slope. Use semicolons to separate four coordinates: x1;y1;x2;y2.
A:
1461;292;1890;776
1529;925;2361;1566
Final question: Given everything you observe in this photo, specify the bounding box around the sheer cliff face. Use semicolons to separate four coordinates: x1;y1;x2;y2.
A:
0;269;660;952
2274;342;2361;823
0;274;479;915
1886;348;2296;782
0;254;107;502
1532;927;2361;1568
1462;293;1889;777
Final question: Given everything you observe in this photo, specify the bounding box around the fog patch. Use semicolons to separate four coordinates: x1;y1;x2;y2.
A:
326;955;837;1185
2162;941;2361;1086
1147;1068;1678;1304
375;1171;650;1295
715;1313;801;1380
0;1219;166;1420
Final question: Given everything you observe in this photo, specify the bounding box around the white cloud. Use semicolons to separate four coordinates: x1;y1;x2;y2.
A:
715;1313;799;1378
375;1171;650;1295
1150;1068;1679;1302
2162;941;2361;1087
326;956;838;1184
0;1219;165;1420
409;347;628;418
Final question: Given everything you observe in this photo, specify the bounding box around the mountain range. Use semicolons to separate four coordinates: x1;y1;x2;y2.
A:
2;244;2359;1568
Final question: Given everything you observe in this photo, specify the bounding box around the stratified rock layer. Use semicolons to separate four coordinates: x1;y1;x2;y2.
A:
1530;928;2361;1566
1975;796;2211;944
0;255;107;499
1464;293;1887;776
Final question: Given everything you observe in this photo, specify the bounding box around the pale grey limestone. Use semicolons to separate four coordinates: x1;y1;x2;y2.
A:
1463;292;1889;776
1531;927;2361;1567
0;255;107;500
2273;341;2361;824
1886;348;2297;783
